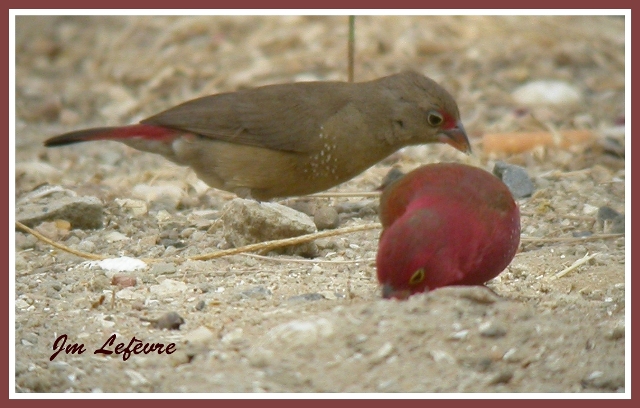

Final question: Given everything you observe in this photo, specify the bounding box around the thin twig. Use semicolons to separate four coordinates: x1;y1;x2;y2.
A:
188;223;381;261
550;252;599;280
521;234;623;244
308;191;380;198
15;221;106;260
243;253;375;264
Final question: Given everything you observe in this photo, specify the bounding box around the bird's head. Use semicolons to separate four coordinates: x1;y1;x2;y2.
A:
385;71;471;154
376;207;447;300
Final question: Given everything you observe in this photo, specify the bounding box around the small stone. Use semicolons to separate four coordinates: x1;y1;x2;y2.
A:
265;318;334;348
239;286;272;299
15;161;63;187
369;342;394;365
479;321;507;338
184;326;214;345
597;206;625;234
430;349;456;364
131;184;185;210
114;198;148;216
318;291;338;300
15;232;38;250
149;279;188;297
111;274;137;288
246;347;274;368
220;328;244;346
14;253;28;272
502;348;525;363
334;200;375;214
87;257;147;274
15;298;31;309
583;204;599;215
125;369;149;386
287;293;325;302
34;221;62;241
493;161;535;198
450;330;469;341
512;80;581;106
16;194;104;229
150;263;177;276
104;231;129;242
581;371;625;390
152;312;185;330
313;205;340;230
487;370;514;385
221;198;318;257
283;199;318;217
605;322;625;340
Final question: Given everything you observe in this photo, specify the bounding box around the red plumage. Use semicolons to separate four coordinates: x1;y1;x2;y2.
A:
376;163;520;299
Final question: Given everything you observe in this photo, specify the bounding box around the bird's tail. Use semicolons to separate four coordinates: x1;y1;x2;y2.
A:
44;124;179;147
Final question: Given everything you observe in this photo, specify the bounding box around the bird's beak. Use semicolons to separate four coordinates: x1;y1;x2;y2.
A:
438;121;471;154
382;284;411;300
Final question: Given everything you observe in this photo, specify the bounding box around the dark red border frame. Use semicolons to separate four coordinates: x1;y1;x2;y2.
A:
5;2;636;405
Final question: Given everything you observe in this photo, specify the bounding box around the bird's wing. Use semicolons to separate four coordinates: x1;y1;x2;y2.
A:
141;81;355;154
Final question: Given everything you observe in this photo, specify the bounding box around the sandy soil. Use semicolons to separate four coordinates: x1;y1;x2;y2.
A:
13;15;626;393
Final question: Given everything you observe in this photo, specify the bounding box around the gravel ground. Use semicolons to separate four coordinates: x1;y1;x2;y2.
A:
13;15;626;394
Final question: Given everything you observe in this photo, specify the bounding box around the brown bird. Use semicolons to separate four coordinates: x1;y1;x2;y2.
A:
44;71;470;200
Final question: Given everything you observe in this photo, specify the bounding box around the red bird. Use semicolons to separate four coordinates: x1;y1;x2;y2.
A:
376;163;520;299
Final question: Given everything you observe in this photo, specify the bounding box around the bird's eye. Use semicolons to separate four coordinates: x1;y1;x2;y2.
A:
427;111;444;127
409;268;426;285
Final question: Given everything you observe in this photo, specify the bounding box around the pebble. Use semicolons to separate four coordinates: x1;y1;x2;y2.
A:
152;311;185;330
493;161;535;198
239;286;272;300
486;370;514;385
34;221;63;241
149;279;188;297
430;349;456;364
287;293;325;302
313;205;340;230
334;199;376;214
184;326;215;345
16;194;104;229
265;318;334;348
246;347;274;368
111;274;137;288
150;263;177;276
114;287;146;301
220;328;244;346
103;231;129;242
221;198;318;257
512;80;581;106
87;257;147;275
478;321;507;338
597;206;625;234
605;322;625;340
581;370;625;390
15;161;63;185
114;198;148;216
369;342;395;365
450;330;469;341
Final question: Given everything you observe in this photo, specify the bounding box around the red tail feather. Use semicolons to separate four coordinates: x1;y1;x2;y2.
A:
44;124;180;147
